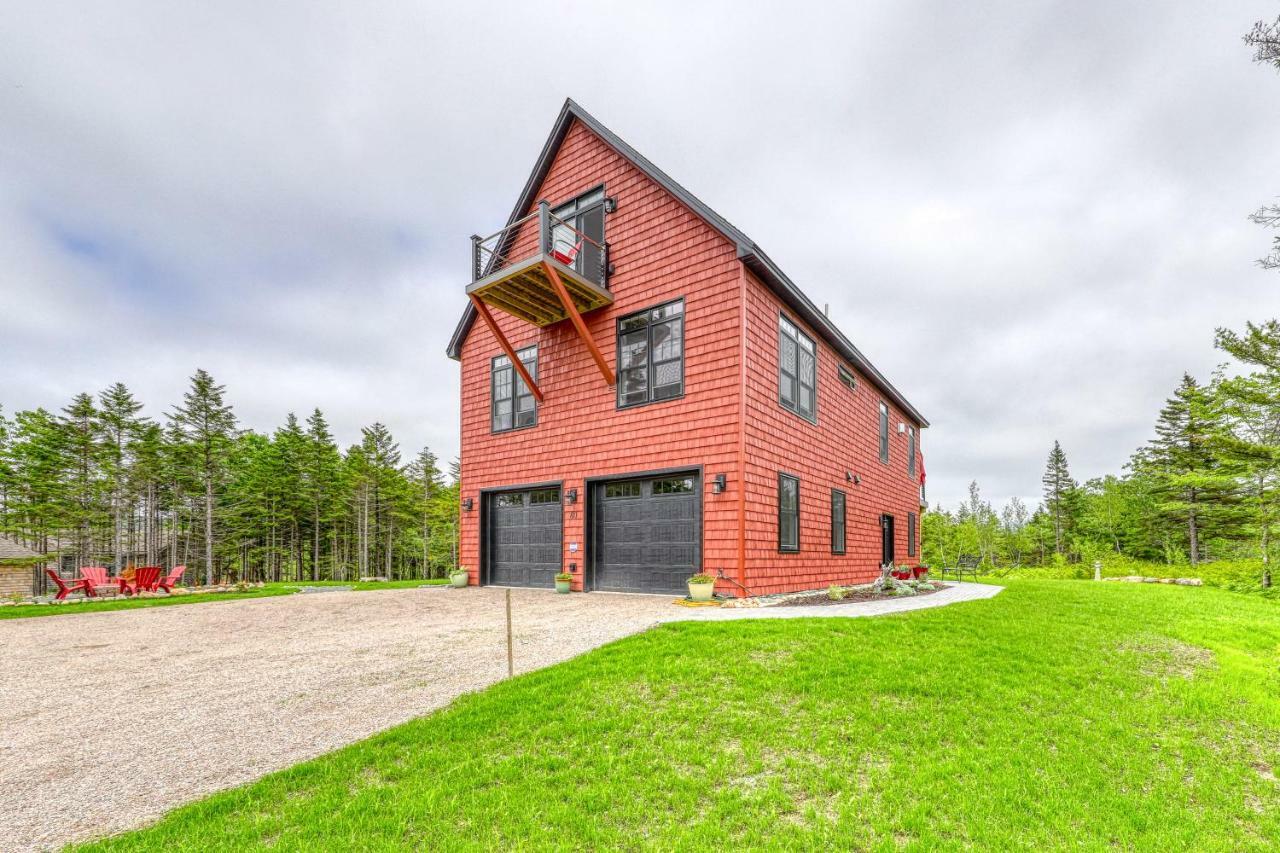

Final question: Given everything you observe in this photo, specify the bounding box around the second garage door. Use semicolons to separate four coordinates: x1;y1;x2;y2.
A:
591;472;701;594
487;487;562;587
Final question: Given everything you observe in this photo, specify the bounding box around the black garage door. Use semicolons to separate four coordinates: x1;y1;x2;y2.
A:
486;487;562;587
591;472;700;594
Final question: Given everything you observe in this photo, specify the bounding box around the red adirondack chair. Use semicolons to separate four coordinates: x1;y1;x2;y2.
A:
551;238;583;266
44;569;90;601
79;566;115;597
157;565;186;593
121;566;163;596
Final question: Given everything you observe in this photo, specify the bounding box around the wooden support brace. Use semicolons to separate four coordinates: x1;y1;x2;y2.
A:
469;294;544;403
543;261;616;387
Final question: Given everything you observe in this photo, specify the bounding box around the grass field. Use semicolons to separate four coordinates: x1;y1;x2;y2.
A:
0;578;449;620
77;580;1279;850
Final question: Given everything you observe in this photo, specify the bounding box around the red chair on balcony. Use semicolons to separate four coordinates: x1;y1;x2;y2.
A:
44;569;91;600
551;238;582;267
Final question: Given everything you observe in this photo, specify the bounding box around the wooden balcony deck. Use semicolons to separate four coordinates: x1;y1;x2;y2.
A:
465;254;613;327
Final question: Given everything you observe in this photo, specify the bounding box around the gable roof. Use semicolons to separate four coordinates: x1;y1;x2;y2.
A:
446;99;928;427
0;535;43;562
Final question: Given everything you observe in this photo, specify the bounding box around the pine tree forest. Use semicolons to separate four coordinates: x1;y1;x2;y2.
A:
0;369;460;584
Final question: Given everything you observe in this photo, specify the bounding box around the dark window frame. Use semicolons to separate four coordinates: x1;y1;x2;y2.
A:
778;472;800;553
837;364;857;392
778;313;817;423
878;401;890;464
908;425;917;478
831;489;846;555
616;298;685;409
490;345;539;434
907;511;917;558
550;185;607;282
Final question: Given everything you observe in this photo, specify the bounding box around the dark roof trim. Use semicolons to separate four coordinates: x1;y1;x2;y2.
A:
446;98;928;427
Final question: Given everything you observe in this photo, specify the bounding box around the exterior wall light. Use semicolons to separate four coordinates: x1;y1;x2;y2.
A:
712;474;727;494
854;474;862;485
462;498;474;512
604;196;618;213
565;488;578;504
845;471;853;481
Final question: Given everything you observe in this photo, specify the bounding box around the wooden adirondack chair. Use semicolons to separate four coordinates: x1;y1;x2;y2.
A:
44;569;90;600
157;565;186;593
121;566;162;595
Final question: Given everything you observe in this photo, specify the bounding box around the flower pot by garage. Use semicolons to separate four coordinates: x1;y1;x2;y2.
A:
912;566;929;579
555;579;571;594
449;572;468;589
687;581;715;602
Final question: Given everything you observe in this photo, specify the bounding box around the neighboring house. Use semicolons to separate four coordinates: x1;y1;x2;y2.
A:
0;536;43;598
448;99;928;597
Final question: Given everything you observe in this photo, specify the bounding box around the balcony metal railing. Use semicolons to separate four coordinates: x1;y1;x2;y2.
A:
471;200;609;289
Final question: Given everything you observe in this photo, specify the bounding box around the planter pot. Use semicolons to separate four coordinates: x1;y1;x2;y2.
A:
912;566;928;579
687;581;715;602
555;579;571;594
449;573;468;589
892;570;911;581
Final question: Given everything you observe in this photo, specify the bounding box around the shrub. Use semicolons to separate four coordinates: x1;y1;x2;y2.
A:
687;574;715;584
827;585;845;601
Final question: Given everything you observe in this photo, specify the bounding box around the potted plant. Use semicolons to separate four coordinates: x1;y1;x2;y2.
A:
554;572;573;594
686;573;716;602
911;565;929;579
449;567;469;588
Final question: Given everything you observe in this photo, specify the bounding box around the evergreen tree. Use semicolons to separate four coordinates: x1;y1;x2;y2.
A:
303;409;341;580
6;409;71;556
1214;320;1280;586
60;392;104;566
406;447;442;579
1041;440;1078;555
1142;374;1237;566
98;382;147;571
170;369;237;584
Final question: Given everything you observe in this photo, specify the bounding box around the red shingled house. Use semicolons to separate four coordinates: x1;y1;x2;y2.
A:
447;99;928;597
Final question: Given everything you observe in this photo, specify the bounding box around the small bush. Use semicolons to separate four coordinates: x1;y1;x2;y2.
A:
554;572;572;582
827;585;845;601
687;574;714;584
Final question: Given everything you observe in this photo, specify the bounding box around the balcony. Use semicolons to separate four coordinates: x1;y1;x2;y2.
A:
467;201;612;327
465;201;617;399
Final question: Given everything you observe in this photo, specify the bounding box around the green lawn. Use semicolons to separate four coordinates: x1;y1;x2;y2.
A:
0;578;449;620
78;581;1279;851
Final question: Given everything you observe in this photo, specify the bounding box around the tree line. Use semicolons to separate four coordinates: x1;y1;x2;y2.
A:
923;320;1279;590
0;369;459;585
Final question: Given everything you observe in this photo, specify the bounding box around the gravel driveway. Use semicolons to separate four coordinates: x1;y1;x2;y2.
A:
0;582;998;851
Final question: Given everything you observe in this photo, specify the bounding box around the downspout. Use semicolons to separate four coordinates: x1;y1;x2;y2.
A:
736;262;749;596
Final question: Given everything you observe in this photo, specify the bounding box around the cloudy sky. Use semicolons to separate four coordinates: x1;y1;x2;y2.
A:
1;1;1277;510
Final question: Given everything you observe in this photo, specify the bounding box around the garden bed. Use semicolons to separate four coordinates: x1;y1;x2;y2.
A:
773;582;947;607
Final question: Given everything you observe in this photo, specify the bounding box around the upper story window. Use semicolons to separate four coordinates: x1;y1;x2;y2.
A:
778;314;816;422
837;364;857;392
908;425;917;478
491;346;538;433
878;401;890;463
551;187;606;281
617;299;684;408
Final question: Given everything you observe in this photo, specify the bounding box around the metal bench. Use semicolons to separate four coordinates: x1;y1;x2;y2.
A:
940;555;981;582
